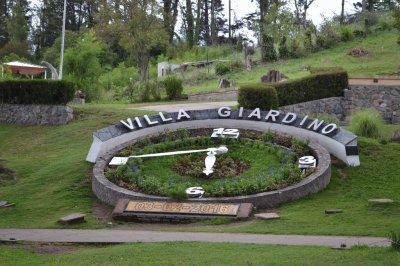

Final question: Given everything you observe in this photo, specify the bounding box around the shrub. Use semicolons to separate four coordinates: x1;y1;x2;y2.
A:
163;75;183;100
278;36;289;59
289;38;303;58
339;26;354;42
262;34;277;62
316;26;341;49
349;109;384;138
273;71;348;106
215;62;230;76
238;84;279;110
390;232;400;250
0;80;75;105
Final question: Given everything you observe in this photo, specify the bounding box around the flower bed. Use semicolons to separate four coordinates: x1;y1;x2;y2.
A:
104;129;313;199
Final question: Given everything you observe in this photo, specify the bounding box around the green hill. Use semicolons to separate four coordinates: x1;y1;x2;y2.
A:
184;31;400;94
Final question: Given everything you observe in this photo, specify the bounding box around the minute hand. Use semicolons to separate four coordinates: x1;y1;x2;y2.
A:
128;146;228;158
128;149;209;158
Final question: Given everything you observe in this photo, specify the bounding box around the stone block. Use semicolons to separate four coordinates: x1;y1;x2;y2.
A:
368;199;394;203
255;213;280;220
58;213;86;224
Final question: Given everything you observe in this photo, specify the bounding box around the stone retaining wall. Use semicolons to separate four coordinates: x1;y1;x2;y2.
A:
280;97;345;121
188;85;400;124
0;104;73;125
344;85;400;124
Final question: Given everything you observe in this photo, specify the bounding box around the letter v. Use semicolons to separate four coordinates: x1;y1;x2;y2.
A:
120;118;134;130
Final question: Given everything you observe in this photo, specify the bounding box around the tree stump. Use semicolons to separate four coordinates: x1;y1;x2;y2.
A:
261;70;282;83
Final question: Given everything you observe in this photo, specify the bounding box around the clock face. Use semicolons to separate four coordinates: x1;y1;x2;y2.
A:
109;128;238;177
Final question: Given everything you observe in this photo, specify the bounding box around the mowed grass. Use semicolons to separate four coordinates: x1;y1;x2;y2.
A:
1;242;400;266
0;104;399;237
184;31;400;94
178;138;400;236
0;104;150;228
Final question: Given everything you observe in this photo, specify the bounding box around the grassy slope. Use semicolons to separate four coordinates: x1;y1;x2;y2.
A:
1;243;400;266
184;31;400;94
0;105;399;236
0;104;150;228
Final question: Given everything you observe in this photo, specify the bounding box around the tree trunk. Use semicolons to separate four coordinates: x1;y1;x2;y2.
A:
259;0;270;62
186;0;194;48
139;52;149;81
204;0;210;45
211;0;216;45
340;0;345;24
194;0;201;44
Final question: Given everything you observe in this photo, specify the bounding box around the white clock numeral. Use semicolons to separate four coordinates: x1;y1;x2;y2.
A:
211;128;239;139
298;156;317;169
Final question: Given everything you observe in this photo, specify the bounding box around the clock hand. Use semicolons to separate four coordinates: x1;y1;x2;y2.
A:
128;149;209;158
128;146;229;159
109;146;228;166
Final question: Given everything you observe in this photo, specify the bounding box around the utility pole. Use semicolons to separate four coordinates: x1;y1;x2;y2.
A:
59;0;67;80
228;0;231;44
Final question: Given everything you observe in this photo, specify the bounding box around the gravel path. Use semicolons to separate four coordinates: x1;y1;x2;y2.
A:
129;101;237;112
0;229;390;248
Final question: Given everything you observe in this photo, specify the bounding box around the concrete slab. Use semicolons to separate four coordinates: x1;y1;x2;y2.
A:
255;213;280;220
368;199;394;203
0;229;390;247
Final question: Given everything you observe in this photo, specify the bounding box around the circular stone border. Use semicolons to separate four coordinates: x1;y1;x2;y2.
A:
93;131;331;209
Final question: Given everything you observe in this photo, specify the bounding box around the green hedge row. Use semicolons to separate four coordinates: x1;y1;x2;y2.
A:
238;71;348;109
0;80;75;105
238;84;279;110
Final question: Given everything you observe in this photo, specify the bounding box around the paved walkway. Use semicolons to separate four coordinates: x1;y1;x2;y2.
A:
0;229;390;248
130;101;237;112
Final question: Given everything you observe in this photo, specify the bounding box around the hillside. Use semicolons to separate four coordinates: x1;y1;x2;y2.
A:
183;31;400;94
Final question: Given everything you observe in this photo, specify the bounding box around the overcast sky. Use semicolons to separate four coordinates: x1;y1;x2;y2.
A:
31;0;359;39
225;0;359;25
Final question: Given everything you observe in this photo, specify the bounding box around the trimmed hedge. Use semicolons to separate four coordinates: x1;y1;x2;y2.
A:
0;80;75;105
238;84;279;110
274;71;348;106
238;71;348;110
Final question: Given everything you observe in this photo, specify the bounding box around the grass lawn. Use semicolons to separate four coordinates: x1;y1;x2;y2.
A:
0;104;399;237
183;31;400;94
1;242;400;266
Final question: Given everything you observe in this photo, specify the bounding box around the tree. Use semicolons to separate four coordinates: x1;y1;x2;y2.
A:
340;0;345;24
185;0;195;48
64;30;103;101
6;0;28;42
162;0;179;43
119;0;169;81
293;0;316;28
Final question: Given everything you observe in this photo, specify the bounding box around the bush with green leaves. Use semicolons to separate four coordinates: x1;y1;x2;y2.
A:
279;36;289;59
316;23;341;49
339;26;354;42
349;109;384;138
214;62;230;76
262;34;277;62
0;80;75;105
390;231;400;250
124;80;161;103
163;75;183;100
274;71;348;106
238;84;279;110
64;31;103;102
